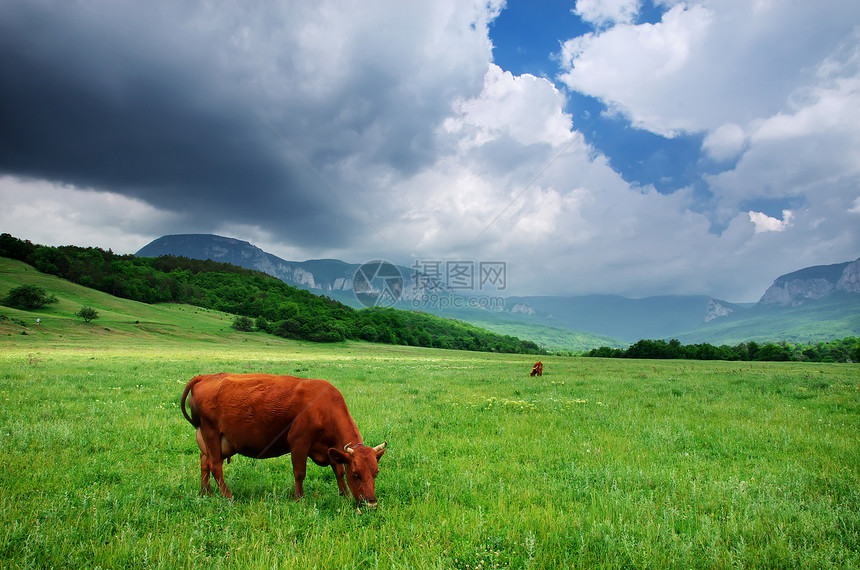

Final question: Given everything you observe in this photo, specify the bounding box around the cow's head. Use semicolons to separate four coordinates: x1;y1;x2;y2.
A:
328;442;386;508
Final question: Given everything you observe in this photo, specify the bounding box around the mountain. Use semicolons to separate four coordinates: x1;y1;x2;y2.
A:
499;295;745;343
135;234;620;350
136;234;860;347
136;234;432;306
667;258;860;345
758;258;860;306
501;260;860;345
675;293;860;345
136;234;360;298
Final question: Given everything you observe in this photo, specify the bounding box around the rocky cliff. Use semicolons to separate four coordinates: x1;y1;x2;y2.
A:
135;234;431;302
758;258;860;306
704;298;734;322
837;258;860;293
136;234;356;293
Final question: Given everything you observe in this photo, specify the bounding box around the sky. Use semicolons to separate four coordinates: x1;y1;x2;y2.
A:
1;0;859;302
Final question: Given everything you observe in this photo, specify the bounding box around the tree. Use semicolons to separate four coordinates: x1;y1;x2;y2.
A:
743;341;760;360
3;285;59;310
75;306;99;323
273;318;302;339
231;315;254;332
757;343;791;361
359;324;379;342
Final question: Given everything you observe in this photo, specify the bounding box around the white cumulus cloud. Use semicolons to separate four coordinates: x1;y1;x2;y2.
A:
573;0;641;27
702;123;746;162
749;210;793;234
558;0;860;136
559;3;713;136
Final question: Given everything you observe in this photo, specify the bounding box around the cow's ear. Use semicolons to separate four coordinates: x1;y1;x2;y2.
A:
328;448;350;464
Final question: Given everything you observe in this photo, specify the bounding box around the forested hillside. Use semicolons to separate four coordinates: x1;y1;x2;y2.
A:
0;234;541;354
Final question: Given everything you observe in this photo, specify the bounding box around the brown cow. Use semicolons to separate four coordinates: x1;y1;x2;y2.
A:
530;361;543;376
180;373;385;508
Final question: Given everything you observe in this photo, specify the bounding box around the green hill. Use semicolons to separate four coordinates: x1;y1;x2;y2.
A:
0;244;541;354
0;257;252;346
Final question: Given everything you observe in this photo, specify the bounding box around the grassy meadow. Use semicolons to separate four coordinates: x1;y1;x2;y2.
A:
2;339;858;568
1;262;859;568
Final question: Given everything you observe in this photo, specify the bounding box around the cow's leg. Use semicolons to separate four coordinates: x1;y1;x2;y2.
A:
290;451;308;500
332;463;348;496
210;459;232;500
196;429;213;496
200;453;213;496
199;426;233;499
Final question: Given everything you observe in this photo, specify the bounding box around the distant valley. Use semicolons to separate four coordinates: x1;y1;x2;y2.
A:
136;234;860;350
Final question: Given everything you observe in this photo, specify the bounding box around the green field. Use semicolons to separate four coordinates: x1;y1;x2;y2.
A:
2;262;860;568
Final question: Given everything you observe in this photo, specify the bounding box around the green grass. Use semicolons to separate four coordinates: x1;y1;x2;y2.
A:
1;340;858;568
1;258;859;568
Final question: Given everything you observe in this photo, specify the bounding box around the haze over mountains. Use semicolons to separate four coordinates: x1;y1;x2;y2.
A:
136;234;860;349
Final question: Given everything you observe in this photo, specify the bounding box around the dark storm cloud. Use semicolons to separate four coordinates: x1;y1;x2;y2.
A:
3;1;855;302
0;2;361;245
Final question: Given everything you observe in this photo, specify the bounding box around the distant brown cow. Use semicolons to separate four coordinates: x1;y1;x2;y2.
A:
181;373;386;508
530;361;543;376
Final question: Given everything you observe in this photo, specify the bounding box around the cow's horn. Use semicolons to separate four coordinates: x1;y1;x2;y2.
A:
373;442;387;452
344;443;355;455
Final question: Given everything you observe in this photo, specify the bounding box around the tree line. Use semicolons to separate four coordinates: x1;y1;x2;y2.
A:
0;234;541;354
583;337;860;363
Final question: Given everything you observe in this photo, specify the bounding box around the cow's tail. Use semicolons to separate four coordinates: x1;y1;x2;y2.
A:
180;376;203;427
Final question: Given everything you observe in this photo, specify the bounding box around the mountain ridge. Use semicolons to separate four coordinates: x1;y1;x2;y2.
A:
136;234;360;295
135;234;860;346
501;294;746;343
758;257;860;307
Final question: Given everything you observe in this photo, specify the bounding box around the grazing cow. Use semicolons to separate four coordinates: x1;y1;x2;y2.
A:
180;373;386;508
530;361;543;377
